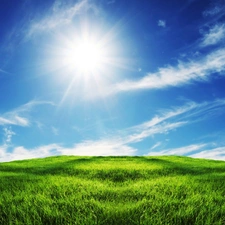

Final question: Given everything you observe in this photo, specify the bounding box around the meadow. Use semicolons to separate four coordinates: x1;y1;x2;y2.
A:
0;155;225;224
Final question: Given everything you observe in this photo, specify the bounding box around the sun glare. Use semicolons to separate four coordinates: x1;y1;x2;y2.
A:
53;29;122;102
63;38;105;74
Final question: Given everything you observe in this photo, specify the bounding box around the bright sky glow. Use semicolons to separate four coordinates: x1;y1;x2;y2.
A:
1;0;225;162
62;38;106;74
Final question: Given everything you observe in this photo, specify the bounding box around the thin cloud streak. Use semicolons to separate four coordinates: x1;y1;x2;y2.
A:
26;0;94;38
0;68;11;75
148;144;207;156
150;142;162;150
0;115;29;127
124;122;186;144
191;146;225;160
112;48;225;94
128;98;225;133
123;98;225;146
0;100;54;127
203;6;222;17
201;24;225;47
203;1;225;17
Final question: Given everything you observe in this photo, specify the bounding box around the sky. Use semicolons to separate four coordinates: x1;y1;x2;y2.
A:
1;0;225;162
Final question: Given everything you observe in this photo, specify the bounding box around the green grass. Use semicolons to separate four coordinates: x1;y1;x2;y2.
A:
1;156;225;224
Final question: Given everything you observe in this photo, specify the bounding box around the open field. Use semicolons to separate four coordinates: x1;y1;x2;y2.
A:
1;156;225;224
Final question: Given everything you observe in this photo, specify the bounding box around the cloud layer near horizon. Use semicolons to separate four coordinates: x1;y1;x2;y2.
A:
1;98;225;162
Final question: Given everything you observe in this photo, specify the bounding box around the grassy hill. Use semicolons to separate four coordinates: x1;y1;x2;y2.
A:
1;156;225;225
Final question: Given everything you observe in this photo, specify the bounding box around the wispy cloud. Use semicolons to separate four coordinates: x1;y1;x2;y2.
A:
201;24;225;47
0;102;185;161
0;100;54;127
27;0;97;38
158;20;166;28
203;1;225;17
203;6;223;17
0;144;60;162
2;99;225;162
0;68;10;75
0;115;29;127
190;146;225;160
125;122;186;144
3;127;15;145
59;121;186;159
124;98;225;144
148;143;207;156
150;142;162;150
143;99;225;158
110;48;225;94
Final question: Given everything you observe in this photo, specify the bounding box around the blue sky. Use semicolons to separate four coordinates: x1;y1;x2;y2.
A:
1;0;225;161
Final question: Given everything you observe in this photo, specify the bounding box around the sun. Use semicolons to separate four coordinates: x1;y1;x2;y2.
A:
63;38;106;74
51;28;122;101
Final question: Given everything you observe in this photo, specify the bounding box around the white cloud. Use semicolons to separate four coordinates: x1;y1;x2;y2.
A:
148;143;206;156
160;98;225;124
0;100;54;127
0;104;185;162
57;121;187;159
1;99;225;162
203;2;225;17
54;103;198;158
125;122;187;144
58;140;136;156
111;48;225;94
3;127;15;144
150;142;162;150
0;117;17;126
124;98;225;145
0;68;10;75
1;144;60;162
201;24;225;47
158;20;166;28
27;0;97;38
190;146;225;160
0;114;29;127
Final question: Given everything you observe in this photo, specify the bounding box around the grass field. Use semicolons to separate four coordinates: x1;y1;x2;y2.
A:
1;156;225;224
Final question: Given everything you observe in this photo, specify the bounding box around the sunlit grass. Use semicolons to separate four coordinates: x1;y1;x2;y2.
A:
1;156;225;224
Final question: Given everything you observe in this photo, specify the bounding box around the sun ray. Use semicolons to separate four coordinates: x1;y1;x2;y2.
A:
45;22;131;105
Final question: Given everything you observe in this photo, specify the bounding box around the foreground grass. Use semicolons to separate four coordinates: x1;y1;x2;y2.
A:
1;156;225;224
